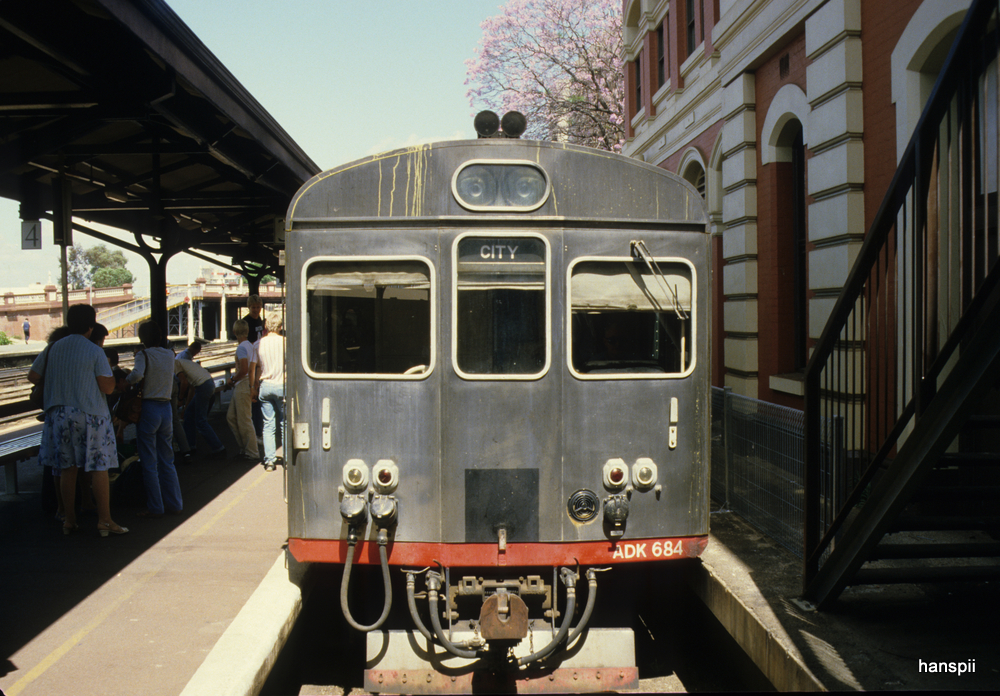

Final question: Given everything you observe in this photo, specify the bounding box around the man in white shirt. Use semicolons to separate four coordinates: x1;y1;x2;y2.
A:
254;314;285;471
175;351;226;457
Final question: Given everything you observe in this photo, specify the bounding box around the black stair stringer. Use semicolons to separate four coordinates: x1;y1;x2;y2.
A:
804;296;1000;609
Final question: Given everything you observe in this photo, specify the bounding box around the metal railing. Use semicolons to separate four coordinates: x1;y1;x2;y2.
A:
803;0;1000;586
97;288;193;332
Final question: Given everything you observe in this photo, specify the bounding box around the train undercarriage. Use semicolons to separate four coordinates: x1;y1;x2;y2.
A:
363;565;639;694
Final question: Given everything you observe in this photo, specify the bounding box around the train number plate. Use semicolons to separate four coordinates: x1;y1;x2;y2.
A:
611;539;686;560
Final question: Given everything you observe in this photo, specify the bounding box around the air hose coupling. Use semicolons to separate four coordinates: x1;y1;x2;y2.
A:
371;495;398;526
559;566;579;595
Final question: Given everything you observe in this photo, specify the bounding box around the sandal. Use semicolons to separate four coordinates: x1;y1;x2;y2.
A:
97;521;129;537
62;522;79;535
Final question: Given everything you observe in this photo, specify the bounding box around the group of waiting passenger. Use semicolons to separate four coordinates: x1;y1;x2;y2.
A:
225;295;286;472
26;298;285;537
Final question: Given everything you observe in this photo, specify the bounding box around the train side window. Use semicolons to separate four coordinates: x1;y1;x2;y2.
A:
304;258;433;378
453;234;549;378
569;258;695;378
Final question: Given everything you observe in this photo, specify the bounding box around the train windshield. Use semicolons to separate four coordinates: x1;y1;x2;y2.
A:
454;234;548;378
569;258;694;377
304;258;432;376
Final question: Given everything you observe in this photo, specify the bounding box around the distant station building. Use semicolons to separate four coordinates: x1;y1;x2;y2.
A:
1;270;281;343
1;282;135;341
622;0;969;408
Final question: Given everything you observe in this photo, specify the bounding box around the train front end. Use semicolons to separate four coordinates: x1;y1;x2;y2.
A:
284;136;710;692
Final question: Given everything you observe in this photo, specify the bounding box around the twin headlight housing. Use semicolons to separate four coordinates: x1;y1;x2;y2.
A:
453;161;550;212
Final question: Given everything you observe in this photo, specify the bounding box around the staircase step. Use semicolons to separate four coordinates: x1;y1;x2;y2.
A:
851;565;1000;585
937;452;1000;466
964;414;1000;429
891;515;1000;532
911;486;1000;501
869;542;1000;560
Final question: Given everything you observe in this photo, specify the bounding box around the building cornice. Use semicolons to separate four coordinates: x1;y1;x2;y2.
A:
714;0;823;86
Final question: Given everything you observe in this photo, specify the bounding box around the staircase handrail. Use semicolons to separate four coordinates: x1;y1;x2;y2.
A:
803;0;1000;589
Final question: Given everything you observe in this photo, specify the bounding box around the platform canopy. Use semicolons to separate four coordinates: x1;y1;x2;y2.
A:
0;0;320;282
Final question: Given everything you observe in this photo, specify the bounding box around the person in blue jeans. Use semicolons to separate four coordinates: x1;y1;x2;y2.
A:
175;352;226;457
254;314;285;471
127;321;182;518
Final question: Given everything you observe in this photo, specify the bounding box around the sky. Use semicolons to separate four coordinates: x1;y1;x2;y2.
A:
0;0;505;293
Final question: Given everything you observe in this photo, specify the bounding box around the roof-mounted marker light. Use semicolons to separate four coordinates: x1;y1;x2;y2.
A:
474;110;526;139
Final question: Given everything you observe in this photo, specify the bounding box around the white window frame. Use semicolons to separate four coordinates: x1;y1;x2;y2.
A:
451;231;551;381
566;255;698;381
300;254;436;381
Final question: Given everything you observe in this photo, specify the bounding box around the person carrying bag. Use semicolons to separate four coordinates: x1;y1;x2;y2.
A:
115;350;146;424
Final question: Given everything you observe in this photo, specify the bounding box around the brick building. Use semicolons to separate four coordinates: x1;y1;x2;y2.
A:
622;0;970;408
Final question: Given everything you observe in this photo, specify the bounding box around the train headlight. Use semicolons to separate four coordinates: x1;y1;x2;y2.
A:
372;459;399;494
454;165;498;207
500;166;547;207
343;459;369;493
453;161;550;211
603;458;629;491
632;458;658;490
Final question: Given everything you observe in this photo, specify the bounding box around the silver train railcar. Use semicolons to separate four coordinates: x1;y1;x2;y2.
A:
284;135;710;692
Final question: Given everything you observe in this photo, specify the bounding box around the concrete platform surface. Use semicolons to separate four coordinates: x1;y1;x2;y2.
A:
0;436;288;696
696;510;1000;691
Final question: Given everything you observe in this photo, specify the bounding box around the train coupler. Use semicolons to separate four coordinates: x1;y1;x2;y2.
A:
479;589;529;641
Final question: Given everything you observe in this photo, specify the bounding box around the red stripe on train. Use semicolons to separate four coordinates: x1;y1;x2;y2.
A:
288;536;708;566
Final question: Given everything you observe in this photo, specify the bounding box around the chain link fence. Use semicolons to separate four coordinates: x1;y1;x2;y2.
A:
711;387;812;558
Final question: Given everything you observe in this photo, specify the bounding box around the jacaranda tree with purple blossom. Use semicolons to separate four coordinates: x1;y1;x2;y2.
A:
465;0;624;152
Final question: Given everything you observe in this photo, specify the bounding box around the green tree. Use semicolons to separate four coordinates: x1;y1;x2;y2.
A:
67;244;135;289
93;266;134;289
67;245;91;289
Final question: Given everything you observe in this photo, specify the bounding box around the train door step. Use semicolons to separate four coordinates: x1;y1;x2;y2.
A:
364;628;638;694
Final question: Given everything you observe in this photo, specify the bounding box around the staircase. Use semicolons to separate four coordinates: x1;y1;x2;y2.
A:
97;287;192;333
802;0;1000;608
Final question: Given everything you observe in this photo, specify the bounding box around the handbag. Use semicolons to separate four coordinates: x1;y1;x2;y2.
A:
114;349;146;424
29;344;50;410
115;383;143;424
29;380;45;409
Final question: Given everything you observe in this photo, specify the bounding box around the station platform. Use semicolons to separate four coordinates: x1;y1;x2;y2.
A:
2;402;997;694
0;411;291;696
695;510;998;691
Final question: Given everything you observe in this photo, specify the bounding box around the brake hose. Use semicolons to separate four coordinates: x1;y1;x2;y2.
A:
427;571;480;659
405;571;435;643
340;527;392;632
517;567;578;666
566;568;599;647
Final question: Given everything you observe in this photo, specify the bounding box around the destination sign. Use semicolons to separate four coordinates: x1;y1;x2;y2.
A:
457;237;546;266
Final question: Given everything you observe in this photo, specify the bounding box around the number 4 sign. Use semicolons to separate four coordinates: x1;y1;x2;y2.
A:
21;220;42;250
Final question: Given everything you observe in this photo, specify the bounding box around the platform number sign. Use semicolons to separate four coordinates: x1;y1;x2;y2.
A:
21;220;42;250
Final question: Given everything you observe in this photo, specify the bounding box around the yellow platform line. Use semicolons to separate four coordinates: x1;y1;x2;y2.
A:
6;468;270;696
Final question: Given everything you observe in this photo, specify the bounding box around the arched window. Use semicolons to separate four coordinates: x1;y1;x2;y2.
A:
680;155;706;200
892;1;971;160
